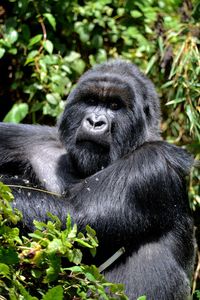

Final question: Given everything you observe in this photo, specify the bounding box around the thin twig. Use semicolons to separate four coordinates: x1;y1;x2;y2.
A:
33;2;47;73
7;184;61;197
192;251;200;293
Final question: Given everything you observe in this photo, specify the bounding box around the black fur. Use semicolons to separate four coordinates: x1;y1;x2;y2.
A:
0;60;194;299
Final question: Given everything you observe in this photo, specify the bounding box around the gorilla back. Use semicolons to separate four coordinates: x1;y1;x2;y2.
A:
0;60;195;299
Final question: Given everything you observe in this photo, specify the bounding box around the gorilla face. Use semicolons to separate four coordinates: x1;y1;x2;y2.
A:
59;60;161;178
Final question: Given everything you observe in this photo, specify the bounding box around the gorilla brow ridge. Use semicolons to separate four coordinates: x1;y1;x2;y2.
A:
77;78;134;108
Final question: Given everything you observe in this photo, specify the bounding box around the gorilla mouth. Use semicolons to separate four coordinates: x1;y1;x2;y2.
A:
76;132;111;149
76;139;110;154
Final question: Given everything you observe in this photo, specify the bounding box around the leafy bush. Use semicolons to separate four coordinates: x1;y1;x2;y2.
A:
0;182;129;299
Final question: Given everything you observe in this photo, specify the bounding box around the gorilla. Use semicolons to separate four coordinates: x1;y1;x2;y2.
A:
0;60;195;299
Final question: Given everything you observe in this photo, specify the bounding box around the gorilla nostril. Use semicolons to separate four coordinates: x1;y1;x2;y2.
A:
95;121;105;128
85;114;108;130
86;117;106;127
82;113;109;135
86;117;94;127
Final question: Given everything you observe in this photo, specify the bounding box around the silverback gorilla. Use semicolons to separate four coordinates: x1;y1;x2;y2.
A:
0;60;195;299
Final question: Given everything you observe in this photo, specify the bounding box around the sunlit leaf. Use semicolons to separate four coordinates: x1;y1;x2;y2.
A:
42;286;63;300
166;98;185;105
25;50;39;65
0;263;10;278
46;93;58;105
0;47;5;58
131;10;142;18
28;34;42;48
43;40;53;54
3;103;29;123
6;28;18;44
137;296;147;300
43;13;56;30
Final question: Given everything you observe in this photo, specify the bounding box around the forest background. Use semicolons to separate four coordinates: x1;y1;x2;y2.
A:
0;0;199;299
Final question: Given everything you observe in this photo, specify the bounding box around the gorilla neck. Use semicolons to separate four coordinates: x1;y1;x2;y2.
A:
69;143;110;179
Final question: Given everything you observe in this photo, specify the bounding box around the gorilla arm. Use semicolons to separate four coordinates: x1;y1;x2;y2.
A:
0;123;66;193
3;140;193;243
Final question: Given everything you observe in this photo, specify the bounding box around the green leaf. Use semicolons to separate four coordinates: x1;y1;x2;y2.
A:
33;220;47;230
131;10;142;18
28;34;42;48
137;296;147;300
186;106;194;123
6;28;18;44
126;26;140;37
3;103;29;123
64;266;83;272
17;282;38;300
46;264;60;282
74;238;93;248
42;286;63;300
145;55;157;74
0;47;5;58
64;51;80;63
66;214;72;234
31;269;42;279
43;40;53;54
74;22;90;43
47;239;63;253
169;43;185;79
71;248;82;264
28;232;43;240
71;59;86;74
0;182;14;201
25;50;38;65
46;93;58;105
8;47;17;54
86;225;96;237
30;101;43;113
46;212;62;228
91;34;103;49
0;263;10;278
68;224;77;239
90;247;97;257
85;271;96;281
117;8;125;16
43;13;56;30
166;98;185;105
161;80;174;88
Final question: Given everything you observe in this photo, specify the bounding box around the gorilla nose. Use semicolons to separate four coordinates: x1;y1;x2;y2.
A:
83;113;109;134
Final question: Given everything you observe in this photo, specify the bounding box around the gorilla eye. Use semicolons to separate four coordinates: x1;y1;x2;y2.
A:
83;98;96;105
109;102;121;110
88;99;95;104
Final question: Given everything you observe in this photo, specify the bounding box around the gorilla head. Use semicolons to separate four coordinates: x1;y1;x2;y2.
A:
59;60;161;177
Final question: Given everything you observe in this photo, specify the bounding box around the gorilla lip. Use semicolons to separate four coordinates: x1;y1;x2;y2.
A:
76;136;110;149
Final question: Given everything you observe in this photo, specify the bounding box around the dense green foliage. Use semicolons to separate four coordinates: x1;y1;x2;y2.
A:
0;182;129;299
0;0;199;298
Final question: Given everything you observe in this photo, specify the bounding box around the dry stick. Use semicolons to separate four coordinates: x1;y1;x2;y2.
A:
35;15;47;73
33;0;47;73
192;251;200;293
7;184;61;197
